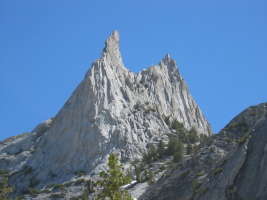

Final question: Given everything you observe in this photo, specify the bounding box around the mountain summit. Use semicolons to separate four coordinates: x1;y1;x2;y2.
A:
0;31;212;194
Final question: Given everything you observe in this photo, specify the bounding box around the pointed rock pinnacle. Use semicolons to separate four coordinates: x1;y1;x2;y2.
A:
102;30;121;57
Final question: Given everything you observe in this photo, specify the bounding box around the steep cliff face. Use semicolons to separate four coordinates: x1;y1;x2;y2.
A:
0;31;212;192
140;103;267;200
197;103;267;200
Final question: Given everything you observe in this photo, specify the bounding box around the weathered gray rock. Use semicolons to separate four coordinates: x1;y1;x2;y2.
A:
197;103;267;200
140;103;267;200
0;31;212;196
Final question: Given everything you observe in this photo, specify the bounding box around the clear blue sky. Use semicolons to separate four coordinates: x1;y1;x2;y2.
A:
1;1;267;140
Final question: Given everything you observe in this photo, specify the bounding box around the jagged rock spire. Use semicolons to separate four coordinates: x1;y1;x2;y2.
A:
0;31;213;193
101;30;124;70
103;30;120;54
158;53;180;74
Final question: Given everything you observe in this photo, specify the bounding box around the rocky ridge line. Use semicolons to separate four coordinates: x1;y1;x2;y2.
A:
0;30;212;197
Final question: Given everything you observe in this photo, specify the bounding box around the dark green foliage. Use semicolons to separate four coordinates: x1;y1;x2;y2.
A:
199;134;208;141
213;168;223;175
48;183;65;190
14;148;23;155
80;189;90;200
180;169;190;179
20;188;30;195
148;171;156;185
157;140;166;159
42;189;51;193
193;155;200;160
143;146;158;164
193;145;199;152
59;185;65;191
71;192;90;200
144;107;156;113
230;189;237;195
48;183;58;188
209;146;215;152
207;139;212;146
0;176;13;200
173;151;183;163
144;169;149;181
63;182;73;186
171;119;185;133
158;165;166;172
150;108;156;112
134;102;141;110
70;197;80;200
144;109;150;114
221;158;228;166
23;166;33;175
26;148;34;154
225;138;232;143
96;154;132;200
84;179;95;194
166;138;184;156
0;169;8;177
132;162;148;183
132;163;141;183
192;178;201;194
164;116;170;126
223;122;249;132
169;119;200;144
50;193;65;198
75;179;85;185
29;177;40;188
169;161;175;170
228;184;242;199
249;110;257;116
76;171;85;177
195;172;204;177
16;195;25;200
28;188;42;197
187;141;194;155
200;187;208;194
243;126;250;133
178;132;188;143
238;135;249;147
187;128;199;143
49;171;57;178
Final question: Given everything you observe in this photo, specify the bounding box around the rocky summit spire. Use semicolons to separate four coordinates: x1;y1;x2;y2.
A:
103;30;120;54
159;53;180;74
0;31;213;195
101;30;123;69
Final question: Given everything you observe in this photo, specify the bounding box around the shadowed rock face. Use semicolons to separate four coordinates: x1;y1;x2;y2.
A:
140;103;267;200
0;31;212;191
197;103;267;200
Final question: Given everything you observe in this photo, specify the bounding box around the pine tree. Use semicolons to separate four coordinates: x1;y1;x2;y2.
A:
132;163;141;183
80;189;90;200
96;154;132;200
157;140;165;159
0;177;13;200
173;151;183;163
187;141;194;155
188;128;199;143
148;171;156;185
166;138;184;156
